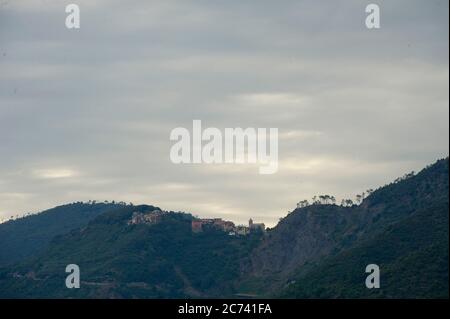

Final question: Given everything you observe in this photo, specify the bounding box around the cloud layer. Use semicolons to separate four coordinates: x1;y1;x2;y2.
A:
0;0;448;225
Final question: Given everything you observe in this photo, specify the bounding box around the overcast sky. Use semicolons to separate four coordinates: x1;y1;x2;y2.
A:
0;0;448;226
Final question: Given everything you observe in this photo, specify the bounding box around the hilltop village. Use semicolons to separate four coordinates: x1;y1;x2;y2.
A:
128;209;265;236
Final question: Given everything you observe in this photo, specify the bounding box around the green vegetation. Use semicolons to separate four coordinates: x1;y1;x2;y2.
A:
277;158;449;298
0;202;124;266
0;158;447;299
280;202;449;298
0;205;262;298
239;158;449;299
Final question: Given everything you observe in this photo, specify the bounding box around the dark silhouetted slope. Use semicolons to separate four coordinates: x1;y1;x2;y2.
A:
280;201;448;298
0;205;262;298
0;159;447;299
0;202;124;266
240;158;448;298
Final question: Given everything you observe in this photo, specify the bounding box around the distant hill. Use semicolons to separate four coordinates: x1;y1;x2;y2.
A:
0;202;125;266
0;158;448;298
280;201;448;298
0;205;263;298
240;158;449;298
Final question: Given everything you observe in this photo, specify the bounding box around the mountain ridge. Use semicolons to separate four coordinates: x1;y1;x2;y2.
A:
0;158;448;298
0;202;127;266
238;158;448;296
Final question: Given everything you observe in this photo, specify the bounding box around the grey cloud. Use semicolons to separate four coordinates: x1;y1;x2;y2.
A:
0;0;448;225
